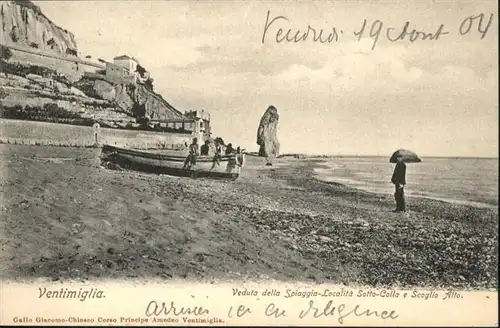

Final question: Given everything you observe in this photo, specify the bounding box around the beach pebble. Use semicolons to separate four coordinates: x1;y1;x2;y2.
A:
319;236;333;243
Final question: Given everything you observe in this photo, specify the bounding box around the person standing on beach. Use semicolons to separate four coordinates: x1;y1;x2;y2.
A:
183;138;199;169
391;155;406;212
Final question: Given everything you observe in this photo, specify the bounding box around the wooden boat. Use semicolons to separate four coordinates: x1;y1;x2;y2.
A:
100;144;244;180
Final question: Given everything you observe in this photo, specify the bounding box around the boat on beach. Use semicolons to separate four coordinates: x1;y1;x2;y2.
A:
100;144;244;180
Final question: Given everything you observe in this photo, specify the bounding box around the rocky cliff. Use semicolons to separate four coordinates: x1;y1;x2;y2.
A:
74;78;185;121
0;1;78;55
0;1;188;130
133;83;185;120
257;105;280;161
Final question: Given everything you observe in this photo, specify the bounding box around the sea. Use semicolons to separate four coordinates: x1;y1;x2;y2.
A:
313;157;499;209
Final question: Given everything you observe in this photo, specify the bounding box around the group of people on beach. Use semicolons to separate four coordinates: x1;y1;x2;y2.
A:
183;138;407;211
182;137;243;170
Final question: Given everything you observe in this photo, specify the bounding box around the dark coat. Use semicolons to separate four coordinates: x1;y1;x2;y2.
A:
200;144;209;156
391;162;406;185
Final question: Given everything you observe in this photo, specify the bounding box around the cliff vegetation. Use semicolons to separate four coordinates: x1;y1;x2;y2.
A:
0;0;186;131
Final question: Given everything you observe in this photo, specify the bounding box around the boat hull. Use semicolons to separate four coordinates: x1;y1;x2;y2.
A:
100;144;242;180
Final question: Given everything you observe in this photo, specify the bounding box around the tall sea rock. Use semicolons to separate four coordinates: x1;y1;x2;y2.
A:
256;105;280;161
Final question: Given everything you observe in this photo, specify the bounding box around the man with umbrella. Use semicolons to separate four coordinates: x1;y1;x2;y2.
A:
391;155;407;212
390;149;421;212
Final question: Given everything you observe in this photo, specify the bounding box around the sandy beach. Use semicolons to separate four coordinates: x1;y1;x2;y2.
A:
0;144;497;290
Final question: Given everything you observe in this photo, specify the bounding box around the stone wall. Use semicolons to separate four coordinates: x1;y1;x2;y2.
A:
7;48;100;82
0;118;193;149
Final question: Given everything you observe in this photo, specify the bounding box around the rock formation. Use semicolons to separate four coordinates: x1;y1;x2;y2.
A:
257;105;280;161
0;1;187;128
131;83;184;121
73;77;185;121
0;1;78;55
74;79;116;101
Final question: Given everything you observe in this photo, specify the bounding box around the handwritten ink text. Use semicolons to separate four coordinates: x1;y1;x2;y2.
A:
227;304;251;318
260;11;495;50
299;300;399;324
262;10;340;44
459;13;494;39
144;301;209;317
354;19;449;50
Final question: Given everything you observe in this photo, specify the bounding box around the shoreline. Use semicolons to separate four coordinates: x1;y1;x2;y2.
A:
312;171;498;211
0;145;498;290
1;142;497;210
309;159;498;211
275;157;498;214
1;139;496;210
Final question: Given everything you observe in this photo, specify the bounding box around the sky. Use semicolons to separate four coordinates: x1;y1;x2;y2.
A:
37;0;498;157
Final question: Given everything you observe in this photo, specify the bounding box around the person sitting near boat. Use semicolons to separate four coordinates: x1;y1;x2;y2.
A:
226;144;239;172
182;138;199;169
210;141;223;170
225;143;235;155
200;140;210;156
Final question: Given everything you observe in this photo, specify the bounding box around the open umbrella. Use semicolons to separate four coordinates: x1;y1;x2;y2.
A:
390;149;422;163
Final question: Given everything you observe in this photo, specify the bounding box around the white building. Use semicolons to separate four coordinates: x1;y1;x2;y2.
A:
113;55;139;75
105;62;130;77
184;109;211;137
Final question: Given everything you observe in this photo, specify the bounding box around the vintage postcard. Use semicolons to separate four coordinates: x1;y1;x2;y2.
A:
0;0;498;326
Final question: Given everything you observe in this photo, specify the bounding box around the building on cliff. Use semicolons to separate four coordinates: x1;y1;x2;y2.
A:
106;62;130;78
105;55;139;82
84;54;137;85
113;55;139;75
0;1;216;148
